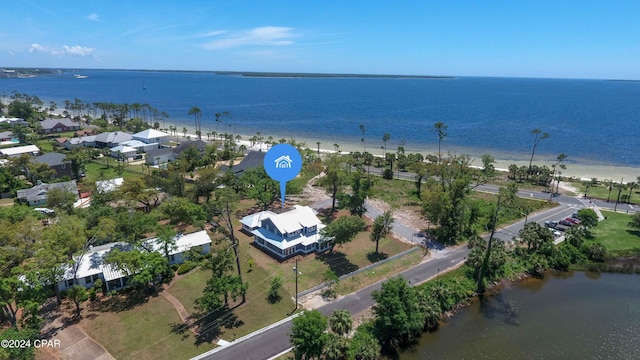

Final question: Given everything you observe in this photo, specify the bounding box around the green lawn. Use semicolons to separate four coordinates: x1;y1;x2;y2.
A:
567;180;639;204
81;159;146;185
589;211;640;252
81;294;216;360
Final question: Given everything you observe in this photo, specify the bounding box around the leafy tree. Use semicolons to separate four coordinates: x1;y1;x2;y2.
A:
629;213;640;232
154;225;176;265
518;222;554;253
290;309;328;360
119;177;162;211
65;147;91;180
67;285;88;317
321;216;365;253
159;197;206;230
268;275;283;303
0;326;38;360
104;249;168;289
198;248;247;311
329;309;352;336
370;211;394;254
584;243;607;262
372;276;425;349
528;128;549;175
347;326;381;360
46;187;77;215
577;208;598;229
192;166;219;203
338;172;373;217
432;121;447;163
243;167;279;210
409;162;428;198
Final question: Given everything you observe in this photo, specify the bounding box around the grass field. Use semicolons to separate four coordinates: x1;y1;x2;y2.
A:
80;294;216;360
589;211;640;252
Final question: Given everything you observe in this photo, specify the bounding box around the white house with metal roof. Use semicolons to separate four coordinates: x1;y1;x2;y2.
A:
133;129;170;145
57;230;212;292
0;144;40;157
241;205;328;260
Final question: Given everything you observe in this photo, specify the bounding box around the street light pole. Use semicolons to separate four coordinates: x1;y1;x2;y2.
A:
293;257;299;312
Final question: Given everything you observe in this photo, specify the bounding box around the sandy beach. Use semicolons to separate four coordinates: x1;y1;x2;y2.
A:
174;125;638;182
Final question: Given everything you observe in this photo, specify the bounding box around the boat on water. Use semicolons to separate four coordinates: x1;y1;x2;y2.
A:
74;74;88;79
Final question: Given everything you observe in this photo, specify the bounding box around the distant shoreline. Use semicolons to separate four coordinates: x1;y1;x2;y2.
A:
214;71;454;79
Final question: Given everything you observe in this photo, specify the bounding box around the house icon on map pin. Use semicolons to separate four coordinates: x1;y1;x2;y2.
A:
274;155;293;169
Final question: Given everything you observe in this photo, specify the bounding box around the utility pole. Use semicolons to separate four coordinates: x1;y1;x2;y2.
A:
293;257;299;312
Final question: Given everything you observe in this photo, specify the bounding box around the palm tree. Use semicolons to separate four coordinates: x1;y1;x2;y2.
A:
528;128;550;175
329;309;353;336
359;124;366;152
188;107;202;139
548;153;567;201
626;181;637;204
382;132;391;158
316;141;321;156
182;127;188;139
604;179;614;202
206;132;211;141
432;121;447;163
333;143;339;153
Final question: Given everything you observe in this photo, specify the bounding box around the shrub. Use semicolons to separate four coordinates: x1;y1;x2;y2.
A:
382;168;394;179
177;261;197;275
89;288;97;301
268;275;283;303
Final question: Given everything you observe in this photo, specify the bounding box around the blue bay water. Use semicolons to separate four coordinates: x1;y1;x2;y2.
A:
1;70;639;166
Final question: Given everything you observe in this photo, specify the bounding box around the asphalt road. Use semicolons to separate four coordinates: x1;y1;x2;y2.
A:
194;175;629;360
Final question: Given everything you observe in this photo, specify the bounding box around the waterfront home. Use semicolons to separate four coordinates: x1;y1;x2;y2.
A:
145;139;207;165
0;144;41;157
34;152;73;179
38;118;81;134
109;144;138;160
94;131;133;148
132;128;170;146
219;150;265;175
241;205;328;260
16;180;78;206
57;230;212;292
0;116;28;127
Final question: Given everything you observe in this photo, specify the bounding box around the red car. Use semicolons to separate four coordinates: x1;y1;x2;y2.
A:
565;217;580;225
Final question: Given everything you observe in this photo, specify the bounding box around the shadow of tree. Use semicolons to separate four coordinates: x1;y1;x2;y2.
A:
625;229;640;237
193;306;245;346
93;289;151;313
316;251;359;277
367;251;389;263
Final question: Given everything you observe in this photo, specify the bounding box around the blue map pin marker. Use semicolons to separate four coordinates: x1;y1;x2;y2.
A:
264;144;303;206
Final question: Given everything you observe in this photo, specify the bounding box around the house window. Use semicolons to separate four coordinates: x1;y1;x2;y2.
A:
84;276;93;285
61;164;66;169
284;247;295;256
66;279;76;287
169;254;176;263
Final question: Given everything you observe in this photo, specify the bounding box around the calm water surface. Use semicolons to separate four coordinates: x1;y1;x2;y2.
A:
400;272;640;360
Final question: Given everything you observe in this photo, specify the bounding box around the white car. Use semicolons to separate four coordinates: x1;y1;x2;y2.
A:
34;207;54;214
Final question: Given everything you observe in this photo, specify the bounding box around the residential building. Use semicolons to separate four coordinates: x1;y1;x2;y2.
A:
0;116;28;127
132;129;170;146
57;230;212;292
110;144;138;160
0;144;40;157
241;205;328;260
94;131;133;148
34;152;73;178
16;180;78;206
145;139;207;165
95;177;124;194
38;118;81;134
0;131;14;141
219;150;266;175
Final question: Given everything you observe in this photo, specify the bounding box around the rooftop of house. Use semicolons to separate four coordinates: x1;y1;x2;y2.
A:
40;118;78;130
220;150;266;175
133;128;170;140
0;144;40;156
16;180;78;202
34;152;68;167
94;131;133;144
142;230;212;256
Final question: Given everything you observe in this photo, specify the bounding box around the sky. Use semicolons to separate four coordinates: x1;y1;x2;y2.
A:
1;0;639;79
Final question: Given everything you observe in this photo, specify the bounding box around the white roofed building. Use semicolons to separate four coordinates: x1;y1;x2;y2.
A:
133;129;170;145
0;144;40;157
241;205;328;260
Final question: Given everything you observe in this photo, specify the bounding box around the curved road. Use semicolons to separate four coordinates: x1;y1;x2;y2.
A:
194;177;625;360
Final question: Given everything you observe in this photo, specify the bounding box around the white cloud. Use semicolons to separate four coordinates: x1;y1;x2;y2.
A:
27;43;95;57
202;26;295;50
86;13;102;22
198;30;226;38
29;43;62;55
63;45;95;56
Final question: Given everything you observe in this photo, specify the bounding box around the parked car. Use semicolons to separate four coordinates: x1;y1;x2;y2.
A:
544;221;558;228
565;217;580;225
559;219;574;227
555;225;569;232
572;212;579;219
548;228;562;237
